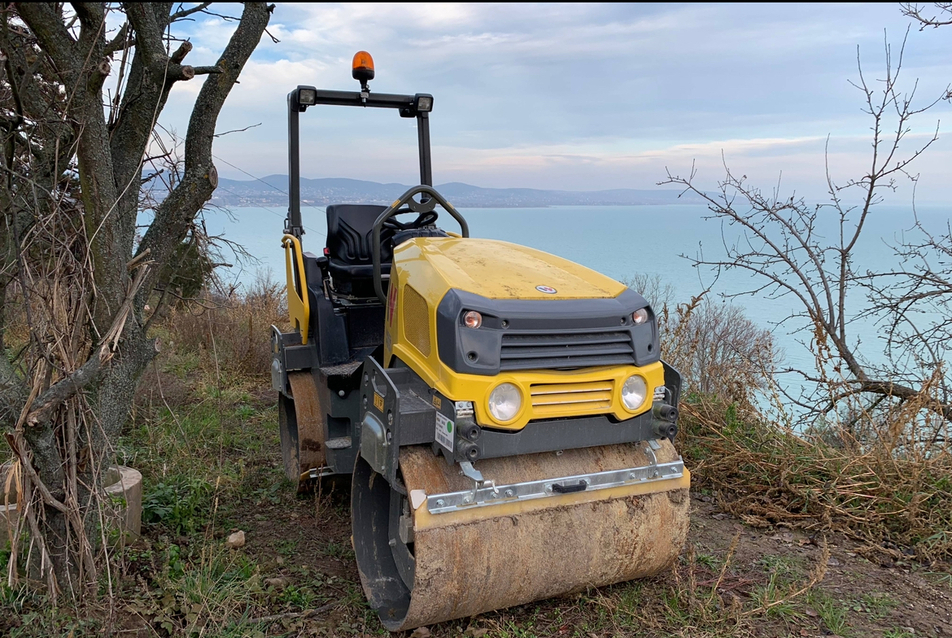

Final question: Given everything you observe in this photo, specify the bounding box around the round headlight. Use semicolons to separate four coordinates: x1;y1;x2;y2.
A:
463;310;482;329
632;308;649;325
621;375;648;411
488;383;522;422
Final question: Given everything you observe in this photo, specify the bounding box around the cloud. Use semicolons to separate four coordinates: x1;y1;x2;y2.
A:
154;3;952;203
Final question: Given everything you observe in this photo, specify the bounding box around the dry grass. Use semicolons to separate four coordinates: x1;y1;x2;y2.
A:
159;273;287;380
630;273;952;562
679;398;952;561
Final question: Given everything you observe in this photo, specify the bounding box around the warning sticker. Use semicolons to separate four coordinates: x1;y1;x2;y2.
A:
435;412;454;451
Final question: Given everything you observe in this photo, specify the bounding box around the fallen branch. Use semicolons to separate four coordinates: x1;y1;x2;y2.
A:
249;601;338;624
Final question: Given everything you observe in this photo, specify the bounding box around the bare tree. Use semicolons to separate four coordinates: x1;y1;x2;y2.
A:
901;2;952;29
0;3;271;599
661;33;951;446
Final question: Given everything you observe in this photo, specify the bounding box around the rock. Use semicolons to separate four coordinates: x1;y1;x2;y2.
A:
410;628;432;638
827;556;840;567
225;530;245;549
276;556;285;565
264;577;290;590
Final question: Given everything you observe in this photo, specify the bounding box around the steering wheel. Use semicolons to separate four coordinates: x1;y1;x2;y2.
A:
382;208;439;232
373;185;469;304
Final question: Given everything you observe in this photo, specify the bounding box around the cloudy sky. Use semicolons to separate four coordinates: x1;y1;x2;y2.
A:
162;3;952;202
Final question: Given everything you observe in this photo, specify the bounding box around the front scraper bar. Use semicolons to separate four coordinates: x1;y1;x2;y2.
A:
426;457;685;515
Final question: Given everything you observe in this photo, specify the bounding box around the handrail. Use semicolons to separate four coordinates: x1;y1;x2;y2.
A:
282;234;310;344
371;185;469;304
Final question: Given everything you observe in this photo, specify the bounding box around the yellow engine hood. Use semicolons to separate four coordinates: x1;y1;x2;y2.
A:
396;237;625;300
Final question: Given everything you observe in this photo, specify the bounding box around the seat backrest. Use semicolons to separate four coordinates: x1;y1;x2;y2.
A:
325;205;394;266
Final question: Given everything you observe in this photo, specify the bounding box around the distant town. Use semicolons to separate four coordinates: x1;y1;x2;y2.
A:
209;176;705;208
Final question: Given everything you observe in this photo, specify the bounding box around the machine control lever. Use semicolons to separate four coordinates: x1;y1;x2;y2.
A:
459;461;498;503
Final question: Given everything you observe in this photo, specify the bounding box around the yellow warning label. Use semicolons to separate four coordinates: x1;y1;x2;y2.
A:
432;396;442;410
373;393;385;412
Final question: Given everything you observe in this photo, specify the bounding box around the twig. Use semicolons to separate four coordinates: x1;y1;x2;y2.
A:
707;531;740;607
214;122;261;138
249;601;338;624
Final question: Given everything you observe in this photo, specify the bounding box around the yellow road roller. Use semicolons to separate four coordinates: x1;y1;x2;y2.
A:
271;52;690;631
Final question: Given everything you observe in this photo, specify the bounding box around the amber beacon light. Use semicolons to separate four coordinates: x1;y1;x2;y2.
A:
352;51;375;87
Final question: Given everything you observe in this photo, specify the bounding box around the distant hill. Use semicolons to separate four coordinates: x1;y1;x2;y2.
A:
209;176;703;208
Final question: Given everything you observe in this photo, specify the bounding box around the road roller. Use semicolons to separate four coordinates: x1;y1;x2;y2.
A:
271;52;690;631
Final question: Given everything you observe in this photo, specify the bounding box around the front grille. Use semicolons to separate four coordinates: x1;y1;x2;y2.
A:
500;330;635;371
530;380;613;418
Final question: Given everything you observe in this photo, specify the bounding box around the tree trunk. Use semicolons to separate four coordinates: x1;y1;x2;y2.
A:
1;1;272;598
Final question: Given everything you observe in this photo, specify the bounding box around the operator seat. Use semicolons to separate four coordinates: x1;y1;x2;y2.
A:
324;204;398;298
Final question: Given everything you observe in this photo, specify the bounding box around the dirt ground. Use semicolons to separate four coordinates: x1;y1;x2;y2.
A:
229;458;952;638
687;496;952;638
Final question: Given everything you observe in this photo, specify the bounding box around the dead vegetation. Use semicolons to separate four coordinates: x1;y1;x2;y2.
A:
160;274;288;381
4;275;951;636
680;398;952;562
638;272;952;563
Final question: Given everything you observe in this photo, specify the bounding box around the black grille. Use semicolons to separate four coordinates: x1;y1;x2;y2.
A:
500;330;635;371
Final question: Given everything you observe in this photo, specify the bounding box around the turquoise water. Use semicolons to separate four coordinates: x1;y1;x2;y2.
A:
203;203;950;381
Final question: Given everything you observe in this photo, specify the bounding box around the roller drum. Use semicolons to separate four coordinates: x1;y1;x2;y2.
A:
352;440;690;631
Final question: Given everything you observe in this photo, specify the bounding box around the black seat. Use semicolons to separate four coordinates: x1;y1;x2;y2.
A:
325;204;395;284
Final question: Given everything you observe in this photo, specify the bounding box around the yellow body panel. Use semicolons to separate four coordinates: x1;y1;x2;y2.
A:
399;237;626;300
386;236;658;430
282;235;310;344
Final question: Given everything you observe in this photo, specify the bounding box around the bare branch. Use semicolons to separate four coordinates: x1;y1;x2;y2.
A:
25;262;150;428
15;3;77;73
901;2;952;28
192;65;222;75
214;122;261;137
137;2;272;290
660;33;951;428
169;2;213;22
103;20;129;56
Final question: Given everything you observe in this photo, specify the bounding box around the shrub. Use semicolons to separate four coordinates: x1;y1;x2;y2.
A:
627;274;776;409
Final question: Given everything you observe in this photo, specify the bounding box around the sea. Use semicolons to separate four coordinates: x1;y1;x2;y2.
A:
202;202;950;403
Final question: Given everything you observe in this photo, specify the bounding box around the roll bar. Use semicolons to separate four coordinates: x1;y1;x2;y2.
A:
285;86;434;239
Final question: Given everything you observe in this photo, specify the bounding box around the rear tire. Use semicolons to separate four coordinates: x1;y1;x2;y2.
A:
280;372;328;493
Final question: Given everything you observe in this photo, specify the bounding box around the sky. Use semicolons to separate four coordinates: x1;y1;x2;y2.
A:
158;3;952;203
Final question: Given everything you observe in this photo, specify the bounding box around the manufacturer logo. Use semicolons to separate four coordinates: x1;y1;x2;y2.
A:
536;285;557;294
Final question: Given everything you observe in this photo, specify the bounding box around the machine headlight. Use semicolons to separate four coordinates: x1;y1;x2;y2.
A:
621;375;648;411
488;383;522;422
631;308;649;325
